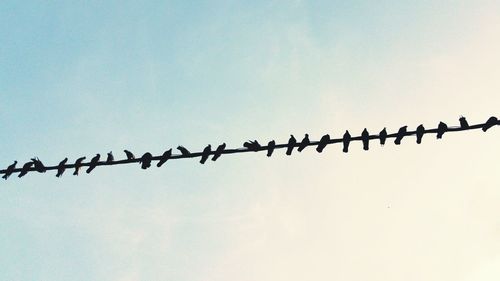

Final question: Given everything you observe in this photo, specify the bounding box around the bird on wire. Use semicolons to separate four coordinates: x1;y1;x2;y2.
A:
243;140;261;151
2;161;17;180
342;130;351;153
140;152;153;169
31;157;46;173
73;157;86;176
286;135;297;156
177;146;191;156
212;143;226;161
267;140;276;157
200;145;212;164
416;124;425;144
106;152;114;163
482;116;499;132
297;134;310;152
361;128;370;151
86;154;100;174
18;161;34;178
124;150;135;160
55;158;68;178
157;149;172;167
459;116;469;129
379;128;388;146
394;126;407;145
317;134;330;153
436;122;448;139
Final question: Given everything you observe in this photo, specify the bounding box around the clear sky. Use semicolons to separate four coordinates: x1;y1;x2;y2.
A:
1;1;499;280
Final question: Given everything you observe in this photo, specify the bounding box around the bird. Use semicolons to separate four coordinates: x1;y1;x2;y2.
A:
140;152;153;169
18;161;34;178
124;150;135;160
157;149;172;167
459;116;469;129
482;116;499;132
286;135;297;156
212;143;226;161
379;128;388;146
297;134;310;152
200;145;212;164
416;124;425;144
106;152;114;163
243;140;261;151
394;126;407;145
55;158;68;178
316;134;330;153
342;130;351;153
361;128;370;151
31;157;46;173
177;146;191;156
2;161;17;180
73;157;86;176
267;140;276;157
436;122;448;139
86;154;100;173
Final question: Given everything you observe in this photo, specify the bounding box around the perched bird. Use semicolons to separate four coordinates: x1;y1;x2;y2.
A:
106;152;114;163
286;135;297;156
267;140;276;157
140;152;153;169
243;140;261;151
212;143;226;161
379;128;388;146
200;145;212;164
18;161;34;178
55;158;68;178
73;157;86;176
124;150;135;160
342;130;351;153
177;146;191;156
459;116;469;129
31;157;46;173
86;154;100;173
361;128;370;151
297;134;310;152
157;149;172;167
482;116;499;132
2;161;17;180
416;124;425;144
436;122;448;139
316;134;330;153
394;126;407;145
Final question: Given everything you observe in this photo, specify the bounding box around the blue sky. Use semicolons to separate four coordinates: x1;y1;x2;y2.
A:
1;1;500;280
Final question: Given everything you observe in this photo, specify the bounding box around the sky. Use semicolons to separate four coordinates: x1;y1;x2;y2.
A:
1;1;500;280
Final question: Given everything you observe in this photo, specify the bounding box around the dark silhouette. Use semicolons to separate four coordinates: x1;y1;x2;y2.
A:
106;152;114;163
379;128;387;146
31;157;46;173
316;134;330;153
286;135;297;155
177;146;191;156
212;143;226;161
140;152;153;169
18;161;34;178
459;116;469;129
243;140;261;151
298;134;310;152
267;140;276;157
394;126;407;145
482;116;499;132
55;158;68;177
157;149;172;167
86;154;101;173
342;130;351;153
200;145;212;164
361;129;370;151
73;157;86;176
416;124;425;144
436;122;448;139
2;161;17;180
124;150;135;160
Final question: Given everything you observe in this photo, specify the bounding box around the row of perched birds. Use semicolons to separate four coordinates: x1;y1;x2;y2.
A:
1;116;498;180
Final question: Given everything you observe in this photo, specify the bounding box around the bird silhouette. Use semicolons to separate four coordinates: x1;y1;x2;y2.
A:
286;135;297;156
394;126;407;145
342;130;351;153
106;152;114;163
2;161;17;180
86;154;100;173
55;158;68;178
297;134;310;152
361;128;370;151
18;161;34;178
73;157;86;176
124;150;135;160
212;143;226;161
267;140;276;157
177;146;191;156
482;116;499;132
157;149;172;167
416;124;425;144
459;116;469;129
31;157;46;173
379;128;388;146
200;145;212;164
140;152;153;169
243;140;261;151
316;134;330;153
436;122;448;139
